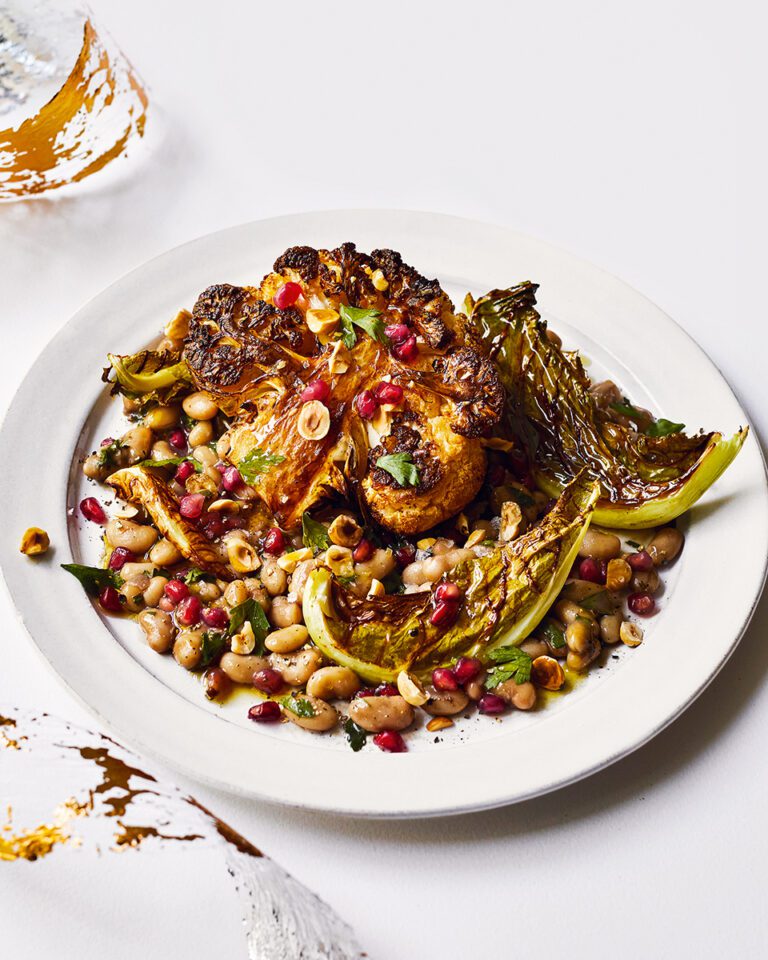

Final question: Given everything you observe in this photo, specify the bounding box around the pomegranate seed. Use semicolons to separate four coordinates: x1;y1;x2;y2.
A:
628;592;656;616
355;389;377;419
392;334;418;362
579;557;607;584
434;581;462;603
204;667;231;700
627;550;654;572
263;527;286;555
375;683;399;697
374;381;404;405
202;607;229;629
169;429;187;451
384;323;410;343
487;464;506;487
453;657;481;685
179;493;205;519
394;542;416;567
221;466;243;492
175;459;195;482
301;380;330;403
373;730;407;753
158;596;175;612
508;450;530;480
355;688;376;698
274;281;302;310
164;579;189;604
100;436;116;447
108;546;135;571
176;595;202;626
253;668;284;695
79;497;106;524
202;517;225;540
248;701;282;723
478;693;506;715
98;586;122;613
430;601;460;628
432;667;459;691
352;538;374;562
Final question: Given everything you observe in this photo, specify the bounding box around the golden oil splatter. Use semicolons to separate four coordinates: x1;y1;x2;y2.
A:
0;715;24;750
113;822;203;850
0;796;89;862
0;19;148;200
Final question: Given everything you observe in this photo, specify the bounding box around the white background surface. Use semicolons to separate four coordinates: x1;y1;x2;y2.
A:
1;1;766;957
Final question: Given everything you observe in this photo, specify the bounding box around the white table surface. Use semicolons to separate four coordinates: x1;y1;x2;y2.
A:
2;1;767;957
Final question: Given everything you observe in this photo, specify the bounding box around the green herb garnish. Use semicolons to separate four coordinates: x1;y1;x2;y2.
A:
506;487;535;509
200;631;226;666
138;456;202;472
97;439;122;467
280;695;316;718
646;418;685;437
302;513;331;553
380;569;405;595
343;718;368;752
579;590;608;610
540;619;566;649
485;645;533;687
227;598;270;654
183;566;214;585
375;453;420;487
626;539;642;550
238;448;286;485
610;401;648;422
61;564;124;596
338;304;387;348
481;539;497;547
336;575;356;586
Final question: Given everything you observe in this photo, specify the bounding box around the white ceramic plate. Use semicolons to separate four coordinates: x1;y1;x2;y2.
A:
1;211;766;817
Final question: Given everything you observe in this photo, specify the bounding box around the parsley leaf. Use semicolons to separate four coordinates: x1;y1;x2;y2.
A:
626;539;642;550
506;487;535;509
138;456;202;472
280;695;316;718
61;563;124;596
97;439;122;467
338;304;388;347
579;590;608;611
227;599;270;654
610;401;647;421
343;718;368;752
183;566;214;585
339;312;357;348
485;646;533;687
380;569;404;595
238;448;285;485
540;619;565;649
375;453;420;487
646;418;685;438
302;513;331;553
200;631;226;667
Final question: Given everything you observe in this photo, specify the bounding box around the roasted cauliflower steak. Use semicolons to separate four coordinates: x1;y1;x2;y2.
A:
183;243;504;535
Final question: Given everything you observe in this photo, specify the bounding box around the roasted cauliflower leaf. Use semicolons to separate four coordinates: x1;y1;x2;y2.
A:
103;348;192;407
182;243;504;534
108;466;233;579
303;473;599;683
471;282;747;528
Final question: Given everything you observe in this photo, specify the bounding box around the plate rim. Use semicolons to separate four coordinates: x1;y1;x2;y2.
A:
1;209;766;818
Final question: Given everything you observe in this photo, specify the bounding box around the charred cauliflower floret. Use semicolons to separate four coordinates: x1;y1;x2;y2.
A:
181;243;504;535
